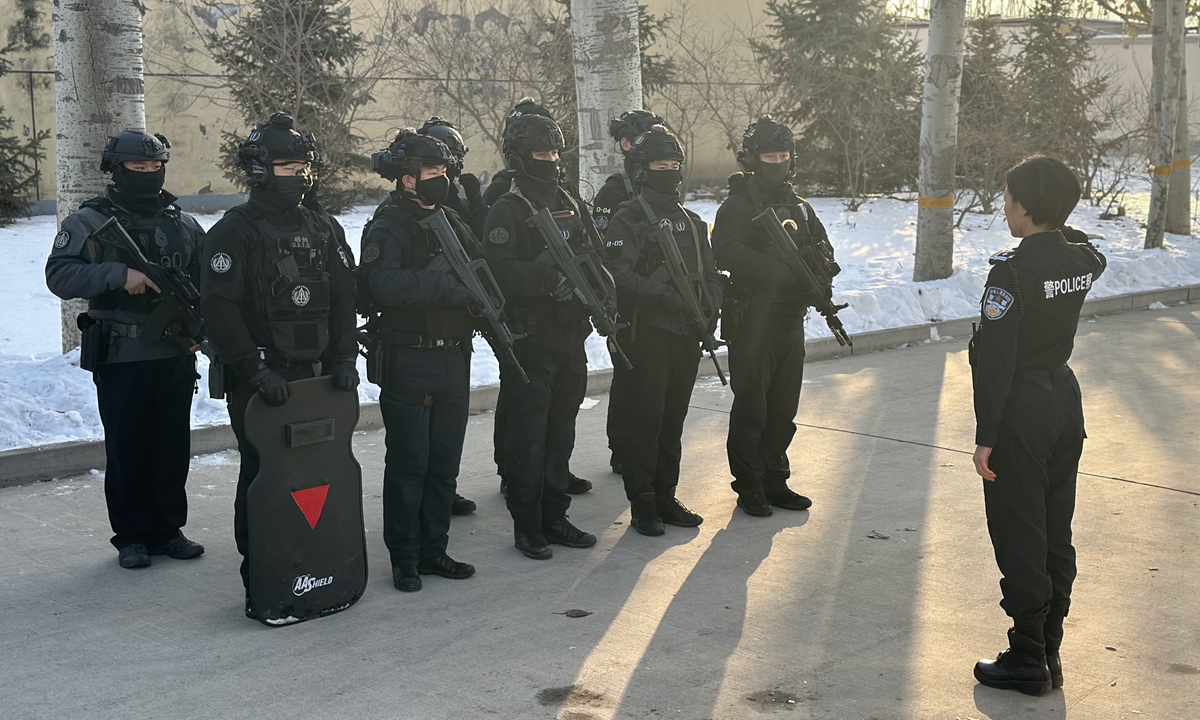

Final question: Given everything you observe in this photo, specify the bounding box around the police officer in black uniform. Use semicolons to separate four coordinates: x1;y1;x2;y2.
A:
970;156;1106;696
713;116;834;517
484;113;603;560
46;130;206;570
419;117;487;237
198;114;359;605
484;98;592;499
357;132;478;592
604;126;721;536
593;109;667;478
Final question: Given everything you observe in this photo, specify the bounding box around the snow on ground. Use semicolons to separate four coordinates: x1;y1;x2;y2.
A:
3;193;1199;451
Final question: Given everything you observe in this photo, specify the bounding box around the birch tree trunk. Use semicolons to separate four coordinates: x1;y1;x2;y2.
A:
912;0;966;282
571;0;643;201
1146;0;1184;249
1166;44;1190;236
53;0;146;353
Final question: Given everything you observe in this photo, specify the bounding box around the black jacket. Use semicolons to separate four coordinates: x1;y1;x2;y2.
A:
45;188;205;363
591;171;634;259
358;191;475;343
712;173;833;315
605;188;723;339
199;198;357;378
970;227;1107;447
482;178;604;349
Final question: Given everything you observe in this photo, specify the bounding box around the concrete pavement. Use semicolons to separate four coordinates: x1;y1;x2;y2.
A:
1;303;1197;720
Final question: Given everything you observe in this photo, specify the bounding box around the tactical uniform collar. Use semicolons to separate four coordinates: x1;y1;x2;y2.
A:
512;174;559;210
106;186;178;218
637;186;682;214
388;189;435;218
1017;230;1067;249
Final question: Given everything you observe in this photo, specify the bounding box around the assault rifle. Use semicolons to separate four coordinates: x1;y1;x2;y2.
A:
89;216;224;394
525;207;632;370
647;218;727;385
752;207;853;348
417;209;529;383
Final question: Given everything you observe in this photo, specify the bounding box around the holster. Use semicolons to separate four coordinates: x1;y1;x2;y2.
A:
721;297;744;344
361;332;387;387
77;313;108;372
208;360;228;400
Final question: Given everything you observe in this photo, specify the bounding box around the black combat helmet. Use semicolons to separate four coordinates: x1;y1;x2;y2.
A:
419;117;468;175
100;130;171;173
371;129;452;182
235;112;317;187
502;114;565;175
737;115;796;177
625;125;685;184
503;97;554;136
609;109;668;147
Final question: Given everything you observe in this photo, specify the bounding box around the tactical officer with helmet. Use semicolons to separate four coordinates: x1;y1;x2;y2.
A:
484;98;592;499
198;113;359;599
713;116;837;517
604;126;721;536
418;117;487;236
46;130;206;570
970;156;1106;696
594;108;668;479
483;113;606;560
357;131;478;592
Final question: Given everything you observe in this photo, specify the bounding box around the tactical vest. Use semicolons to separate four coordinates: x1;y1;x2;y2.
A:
82;198;194;319
232;203;332;363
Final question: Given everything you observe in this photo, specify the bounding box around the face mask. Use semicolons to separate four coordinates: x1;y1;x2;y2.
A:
756;160;791;186
251;175;311;214
414;173;451;206
643;169;682;196
524;158;560;184
113;165;166;198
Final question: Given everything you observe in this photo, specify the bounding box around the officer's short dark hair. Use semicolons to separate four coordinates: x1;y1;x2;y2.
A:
1004;156;1081;229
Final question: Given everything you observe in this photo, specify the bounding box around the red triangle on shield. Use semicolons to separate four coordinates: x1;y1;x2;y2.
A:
291;484;330;530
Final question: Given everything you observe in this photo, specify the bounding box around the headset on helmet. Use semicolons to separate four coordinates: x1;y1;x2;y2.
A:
736;115;796;177
624;125;685;185
419;117;468;174
502;114;565;175
235;112;317;188
608;109;667;145
371;129;452;183
100;130;170;173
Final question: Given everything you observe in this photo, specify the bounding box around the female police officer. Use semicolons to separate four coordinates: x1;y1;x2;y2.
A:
970;156;1106;695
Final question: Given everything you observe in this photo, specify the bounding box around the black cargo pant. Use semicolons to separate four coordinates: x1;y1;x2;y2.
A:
229;363;316;589
94;355;196;550
985;366;1084;641
500;339;587;536
612;326;701;501
605;338;634;470
726;309;806;496
379;345;470;567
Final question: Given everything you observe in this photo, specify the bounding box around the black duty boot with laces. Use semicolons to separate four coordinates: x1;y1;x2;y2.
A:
148;533;205;559
765;486;812;511
515;532;553;560
630;492;665;536
974;628;1052;696
450;494;476;516
417;553;475;579
656;495;703;527
565;473;593;494
544;517;597;548
392;564;422;592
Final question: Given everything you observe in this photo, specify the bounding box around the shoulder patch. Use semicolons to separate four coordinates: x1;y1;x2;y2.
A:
982;286;1014;320
594;216;609;230
53;231;70;249
210;252;233;273
489;227;510;245
362;243;380;264
989;249;1017;265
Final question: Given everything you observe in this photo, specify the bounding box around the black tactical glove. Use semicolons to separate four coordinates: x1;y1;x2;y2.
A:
459;173;483;208
546;272;575;302
249;363;290;406
443;280;473;307
330;358;359;391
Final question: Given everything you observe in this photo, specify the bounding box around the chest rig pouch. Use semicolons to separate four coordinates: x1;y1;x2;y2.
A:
244;207;333;363
84;200;193;318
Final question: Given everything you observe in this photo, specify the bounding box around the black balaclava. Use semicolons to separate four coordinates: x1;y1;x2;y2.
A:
643;169;682;197
756;161;791;187
524;157;560;185
112;165;166;198
251;174;312;216
414;173;451;206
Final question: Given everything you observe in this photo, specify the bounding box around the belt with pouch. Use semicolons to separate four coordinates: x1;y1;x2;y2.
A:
377;329;464;349
111;322;143;339
1017;365;1072;391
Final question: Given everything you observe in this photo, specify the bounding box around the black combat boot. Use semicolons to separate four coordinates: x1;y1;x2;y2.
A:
974;627;1052;696
148;533;205;560
392;564;422;592
118;543;151;569
630;492;665;536
544;516;597;548
515;531;553;560
656;495;703;527
451;494;476;516
565;473;593;494
417;553;475;579
765;485;812;511
1044;604;1068;688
